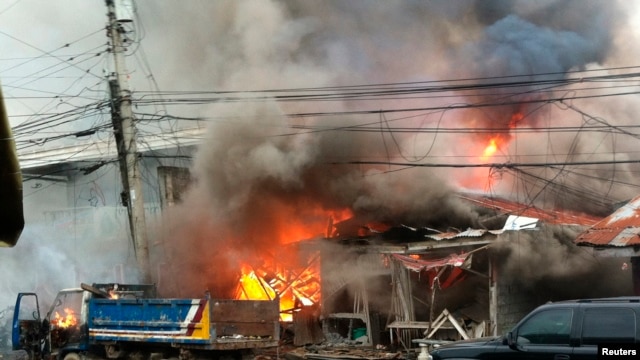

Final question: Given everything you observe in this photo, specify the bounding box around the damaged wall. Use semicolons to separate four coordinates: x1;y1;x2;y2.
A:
494;282;540;335
316;220;635;345
491;225;634;333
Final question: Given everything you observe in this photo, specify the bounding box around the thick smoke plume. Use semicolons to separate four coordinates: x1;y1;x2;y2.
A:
491;224;632;299
146;0;637;297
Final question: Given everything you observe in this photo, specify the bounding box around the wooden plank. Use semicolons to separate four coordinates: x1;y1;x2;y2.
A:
293;306;324;346
444;309;470;340
327;313;366;320
81;283;110;298
387;321;441;330
305;350;401;360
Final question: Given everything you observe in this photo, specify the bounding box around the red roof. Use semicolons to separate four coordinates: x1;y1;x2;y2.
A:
575;196;640;247
460;194;602;227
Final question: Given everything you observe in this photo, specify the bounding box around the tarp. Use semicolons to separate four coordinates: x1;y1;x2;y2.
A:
391;253;472;289
391;253;469;272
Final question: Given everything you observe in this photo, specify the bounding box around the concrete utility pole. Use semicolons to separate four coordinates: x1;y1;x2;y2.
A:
106;0;151;283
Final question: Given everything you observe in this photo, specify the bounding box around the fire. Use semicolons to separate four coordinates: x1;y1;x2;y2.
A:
236;254;321;322
236;261;320;322
51;308;77;328
480;110;525;160
481;135;509;160
482;137;499;158
232;207;351;321
509;111;524;128
237;264;276;300
252;205;355;248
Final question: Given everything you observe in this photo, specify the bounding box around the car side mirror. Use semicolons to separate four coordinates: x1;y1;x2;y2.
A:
507;332;518;350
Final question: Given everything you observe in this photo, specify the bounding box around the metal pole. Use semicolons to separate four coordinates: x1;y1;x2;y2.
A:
106;0;151;283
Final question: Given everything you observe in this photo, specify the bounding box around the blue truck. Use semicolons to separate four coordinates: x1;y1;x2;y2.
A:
11;283;280;360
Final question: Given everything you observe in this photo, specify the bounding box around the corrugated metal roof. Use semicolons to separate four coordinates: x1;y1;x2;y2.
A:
424;228;504;241
332;194;606;251
575;196;640;247
460;194;602;226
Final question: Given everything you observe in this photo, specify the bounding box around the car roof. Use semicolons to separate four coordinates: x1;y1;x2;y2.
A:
542;297;640;307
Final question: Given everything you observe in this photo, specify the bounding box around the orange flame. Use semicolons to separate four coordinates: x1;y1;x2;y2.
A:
236;255;321;322
51;308;77;328
232;207;349;321
482;137;499;158
509;111;524;128
481;110;524;160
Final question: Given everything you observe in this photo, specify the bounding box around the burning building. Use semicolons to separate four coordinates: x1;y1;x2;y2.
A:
297;195;631;347
152;179;632;348
11;0;640;354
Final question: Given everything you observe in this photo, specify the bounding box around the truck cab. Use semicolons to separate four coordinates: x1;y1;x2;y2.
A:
13;288;93;360
12;284;157;360
47;289;88;360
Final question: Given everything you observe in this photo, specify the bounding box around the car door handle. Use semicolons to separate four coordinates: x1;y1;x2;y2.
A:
554;355;570;360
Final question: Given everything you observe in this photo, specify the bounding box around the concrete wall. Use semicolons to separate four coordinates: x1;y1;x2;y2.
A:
495;280;539;334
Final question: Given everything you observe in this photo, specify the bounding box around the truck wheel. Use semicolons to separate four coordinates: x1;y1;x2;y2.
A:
105;344;125;359
64;352;82;360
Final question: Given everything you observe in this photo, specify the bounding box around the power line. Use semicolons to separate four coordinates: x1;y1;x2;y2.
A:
0;27;105;79
336;159;640;169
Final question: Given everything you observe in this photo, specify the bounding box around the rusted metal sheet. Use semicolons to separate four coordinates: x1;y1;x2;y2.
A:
213;322;278;338
460;194;602;226
211;299;279;321
575;196;640;247
211;299;280;338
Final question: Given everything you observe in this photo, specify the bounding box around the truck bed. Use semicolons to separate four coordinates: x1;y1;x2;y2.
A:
87;297;280;350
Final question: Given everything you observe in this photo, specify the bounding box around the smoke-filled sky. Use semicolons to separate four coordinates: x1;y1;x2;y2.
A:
2;1;640;302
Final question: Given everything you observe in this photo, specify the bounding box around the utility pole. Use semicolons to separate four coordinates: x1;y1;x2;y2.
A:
106;0;151;283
